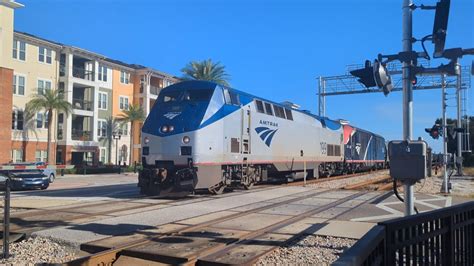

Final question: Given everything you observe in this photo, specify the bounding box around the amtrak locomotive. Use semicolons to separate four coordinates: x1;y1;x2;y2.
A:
139;80;386;195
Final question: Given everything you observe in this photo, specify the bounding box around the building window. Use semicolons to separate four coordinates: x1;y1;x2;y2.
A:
12;149;23;163
38;47;52;64
37;79;52;95
13;39;26;61
120;123;128;136
98;92;108;110
99;148;107;164
119;96;129;110
120;71;130;84
12;110;24;130
97;120;107;138
36;112;48;129
98;65;108;82
13;75;25;95
35;150;47;162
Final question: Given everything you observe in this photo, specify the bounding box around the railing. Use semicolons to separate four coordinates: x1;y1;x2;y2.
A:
71;129;92;141
334;201;474;266
72;98;93;111
72;66;95;81
59;65;66;77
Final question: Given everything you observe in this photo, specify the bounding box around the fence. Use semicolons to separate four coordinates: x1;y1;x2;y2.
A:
334;201;474;265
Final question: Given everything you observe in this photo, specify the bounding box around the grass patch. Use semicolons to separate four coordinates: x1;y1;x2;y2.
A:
463;167;474;176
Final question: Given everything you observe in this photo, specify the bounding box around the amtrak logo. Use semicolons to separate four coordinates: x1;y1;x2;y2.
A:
255;127;278;147
163;112;181;120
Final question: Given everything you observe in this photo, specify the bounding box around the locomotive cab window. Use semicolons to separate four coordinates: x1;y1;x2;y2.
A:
183;89;213;102
255;100;265;113
264;102;273;116
273;105;286;119
284;109;293;120
224;89;240;106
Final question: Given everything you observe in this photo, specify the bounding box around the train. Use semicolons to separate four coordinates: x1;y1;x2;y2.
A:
138;80;387;196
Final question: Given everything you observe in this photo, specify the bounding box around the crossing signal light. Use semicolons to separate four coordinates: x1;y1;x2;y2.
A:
350;60;393;96
425;124;441;139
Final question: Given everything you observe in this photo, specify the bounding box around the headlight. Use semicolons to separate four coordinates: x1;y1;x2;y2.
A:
183;136;190;144
161;126;169;133
42;176;50;180
144;137;150;144
168;125;174;132
10;177;22;181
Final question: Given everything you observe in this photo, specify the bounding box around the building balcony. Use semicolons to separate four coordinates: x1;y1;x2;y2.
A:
72;98;93;111
71;129;92;141
150;85;161;96
72;66;95;81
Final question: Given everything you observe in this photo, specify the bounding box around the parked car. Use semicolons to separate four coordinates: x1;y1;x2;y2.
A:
7;169;50;190
33;162;56;183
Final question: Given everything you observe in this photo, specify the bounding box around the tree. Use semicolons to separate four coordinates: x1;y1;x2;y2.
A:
25;89;72;164
105;116;120;164
118;104;146;166
12;108;38;162
434;116;474;156
181;59;231;86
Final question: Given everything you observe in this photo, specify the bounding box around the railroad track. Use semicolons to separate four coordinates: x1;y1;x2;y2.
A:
65;188;381;266
287;169;388;187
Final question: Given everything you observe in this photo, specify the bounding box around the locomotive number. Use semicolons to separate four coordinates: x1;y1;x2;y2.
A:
320;142;327;155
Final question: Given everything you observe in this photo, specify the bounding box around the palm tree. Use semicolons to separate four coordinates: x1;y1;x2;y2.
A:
25;89;72;164
105;116;120;164
118;104;146;166
21;106;39;161
181;59;231;86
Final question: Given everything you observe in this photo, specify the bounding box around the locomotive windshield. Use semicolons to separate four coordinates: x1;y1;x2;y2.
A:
159;89;214;103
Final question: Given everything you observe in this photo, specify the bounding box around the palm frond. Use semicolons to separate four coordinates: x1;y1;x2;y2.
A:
180;59;231;86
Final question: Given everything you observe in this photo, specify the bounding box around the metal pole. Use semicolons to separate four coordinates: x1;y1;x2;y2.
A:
441;74;449;193
115;138;119;165
455;59;463;175
3;178;10;259
402;0;415;216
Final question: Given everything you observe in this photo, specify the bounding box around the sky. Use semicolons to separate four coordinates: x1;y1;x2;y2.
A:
15;0;474;152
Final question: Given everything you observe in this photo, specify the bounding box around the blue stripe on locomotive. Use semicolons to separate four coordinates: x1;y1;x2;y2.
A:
142;80;341;138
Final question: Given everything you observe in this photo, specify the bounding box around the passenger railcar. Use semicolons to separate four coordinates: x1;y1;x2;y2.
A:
138;80;386;195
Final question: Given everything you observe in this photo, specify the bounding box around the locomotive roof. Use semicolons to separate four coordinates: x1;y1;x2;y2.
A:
163;80;340;124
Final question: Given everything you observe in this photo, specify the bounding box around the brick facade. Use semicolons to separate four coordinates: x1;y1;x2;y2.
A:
11;140;53;162
0;67;13;164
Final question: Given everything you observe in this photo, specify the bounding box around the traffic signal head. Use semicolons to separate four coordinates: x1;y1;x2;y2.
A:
350;61;376;88
350;59;393;96
432;0;451;58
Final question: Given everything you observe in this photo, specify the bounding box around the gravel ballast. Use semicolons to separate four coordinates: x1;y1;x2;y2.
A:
309;170;389;190
0;236;78;265
258;235;356;265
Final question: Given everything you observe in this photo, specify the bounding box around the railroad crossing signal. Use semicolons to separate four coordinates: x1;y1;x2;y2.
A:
425;124;441;139
432;0;451;58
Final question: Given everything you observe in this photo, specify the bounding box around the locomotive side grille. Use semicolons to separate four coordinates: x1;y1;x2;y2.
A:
231;138;240;153
327;144;335;156
335;145;341;156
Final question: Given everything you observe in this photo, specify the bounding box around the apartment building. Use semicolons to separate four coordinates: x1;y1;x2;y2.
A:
0;0;178;165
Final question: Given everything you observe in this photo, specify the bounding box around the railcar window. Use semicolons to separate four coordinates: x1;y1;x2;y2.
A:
264;102;274;115
273;105;286;119
284;109;293;120
255;100;265;113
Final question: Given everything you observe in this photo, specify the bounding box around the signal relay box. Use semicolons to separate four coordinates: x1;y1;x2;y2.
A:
388;140;428;181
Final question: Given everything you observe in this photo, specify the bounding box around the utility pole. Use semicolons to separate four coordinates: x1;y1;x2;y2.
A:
441;74;449;193
402;0;415;216
455;58;463;175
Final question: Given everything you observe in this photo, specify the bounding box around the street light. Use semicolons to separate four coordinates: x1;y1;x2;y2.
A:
112;131;122;165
